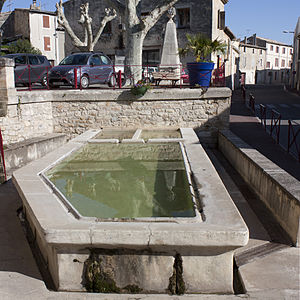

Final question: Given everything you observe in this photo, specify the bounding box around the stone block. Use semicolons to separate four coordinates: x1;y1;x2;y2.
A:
182;251;234;294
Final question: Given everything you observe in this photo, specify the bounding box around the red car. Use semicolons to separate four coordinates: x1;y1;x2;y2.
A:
181;69;189;84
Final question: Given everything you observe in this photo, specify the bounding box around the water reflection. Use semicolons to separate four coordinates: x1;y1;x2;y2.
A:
47;144;195;219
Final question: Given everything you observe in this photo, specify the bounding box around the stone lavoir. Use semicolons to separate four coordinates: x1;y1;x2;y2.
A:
13;128;248;294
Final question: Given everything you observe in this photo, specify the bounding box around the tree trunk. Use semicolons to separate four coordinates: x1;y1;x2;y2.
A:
125;30;144;84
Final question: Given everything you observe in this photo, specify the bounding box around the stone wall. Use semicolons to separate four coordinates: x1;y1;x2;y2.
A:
1;87;231;146
0;100;53;145
51;89;230;140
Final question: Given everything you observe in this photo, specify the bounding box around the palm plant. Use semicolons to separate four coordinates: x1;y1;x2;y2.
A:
179;33;227;62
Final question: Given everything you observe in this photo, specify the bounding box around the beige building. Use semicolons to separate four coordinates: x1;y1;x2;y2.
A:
1;1;65;65
291;17;300;91
245;34;293;85
239;42;266;85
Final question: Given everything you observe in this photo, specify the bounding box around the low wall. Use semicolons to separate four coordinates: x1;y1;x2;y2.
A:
1;88;231;146
4;133;67;173
218;130;300;247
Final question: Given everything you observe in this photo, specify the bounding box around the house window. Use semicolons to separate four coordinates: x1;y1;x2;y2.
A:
218;10;225;30
176;8;190;29
253;49;255;54
142;49;160;65
276;46;279;53
275;58;279;67
290;49;293;55
260;49;263;55
44;36;51;51
281;59;285;67
266;61;270;68
282;47;285;54
243;47;246;53
289;60;292;67
103;22;112;35
43;16;50;28
270;45;273;51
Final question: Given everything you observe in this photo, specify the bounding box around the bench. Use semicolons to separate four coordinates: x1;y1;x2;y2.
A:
152;68;181;86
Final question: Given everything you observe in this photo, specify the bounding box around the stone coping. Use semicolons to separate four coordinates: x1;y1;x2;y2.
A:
10;87;232;105
12;128;248;249
219;130;300;246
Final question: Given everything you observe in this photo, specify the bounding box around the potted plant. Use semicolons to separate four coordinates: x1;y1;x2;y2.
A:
179;34;226;87
130;80;150;96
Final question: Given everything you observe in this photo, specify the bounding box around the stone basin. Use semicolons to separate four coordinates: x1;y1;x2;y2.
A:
12;128;248;294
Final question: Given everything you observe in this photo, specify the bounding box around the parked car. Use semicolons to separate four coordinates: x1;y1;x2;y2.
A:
4;53;51;86
142;66;158;82
48;52;114;88
181;68;189;84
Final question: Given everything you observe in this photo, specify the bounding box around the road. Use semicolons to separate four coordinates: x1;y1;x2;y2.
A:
246;85;300;161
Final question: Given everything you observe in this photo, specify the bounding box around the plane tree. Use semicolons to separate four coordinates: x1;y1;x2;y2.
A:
56;0;179;82
56;0;117;52
0;0;6;12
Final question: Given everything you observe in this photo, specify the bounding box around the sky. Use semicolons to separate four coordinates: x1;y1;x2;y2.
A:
2;0;300;46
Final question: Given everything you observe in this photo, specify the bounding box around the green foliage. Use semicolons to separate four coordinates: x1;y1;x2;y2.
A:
179;33;226;63
5;39;42;55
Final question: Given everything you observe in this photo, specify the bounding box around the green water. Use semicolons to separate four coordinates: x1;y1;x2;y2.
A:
141;129;181;140
94;129;136;140
46;144;195;219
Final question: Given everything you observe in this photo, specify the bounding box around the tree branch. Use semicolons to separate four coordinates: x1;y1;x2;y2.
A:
56;0;84;48
78;3;93;50
0;0;6;12
106;0;125;16
143;0;178;34
92;8;117;49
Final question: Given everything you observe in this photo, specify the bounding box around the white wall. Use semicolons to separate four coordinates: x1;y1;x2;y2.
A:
29;13;58;63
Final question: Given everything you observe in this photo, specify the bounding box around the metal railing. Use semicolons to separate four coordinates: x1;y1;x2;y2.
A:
259;104;267;130
245;93;299;161
0;129;7;183
249;93;255;112
288;120;300;162
270;109;281;144
14;63;190;91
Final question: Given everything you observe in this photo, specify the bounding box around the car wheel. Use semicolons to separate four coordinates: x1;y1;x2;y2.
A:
80;75;89;89
41;74;48;87
108;74;116;87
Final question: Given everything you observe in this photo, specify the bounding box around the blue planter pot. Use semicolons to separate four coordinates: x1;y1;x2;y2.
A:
187;62;215;87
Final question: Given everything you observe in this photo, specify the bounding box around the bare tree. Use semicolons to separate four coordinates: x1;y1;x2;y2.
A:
56;0;179;83
56;0;117;51
0;0;6;12
109;0;179;82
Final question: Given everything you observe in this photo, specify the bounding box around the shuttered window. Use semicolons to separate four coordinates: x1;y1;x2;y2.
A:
43;16;50;28
44;36;51;51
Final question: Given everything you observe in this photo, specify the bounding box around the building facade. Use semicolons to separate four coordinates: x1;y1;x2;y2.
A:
1;1;65;65
291;17;300;91
244;34;293;85
238;42;266;85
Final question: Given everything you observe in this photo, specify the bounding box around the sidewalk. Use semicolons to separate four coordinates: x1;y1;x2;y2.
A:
230;89;300;181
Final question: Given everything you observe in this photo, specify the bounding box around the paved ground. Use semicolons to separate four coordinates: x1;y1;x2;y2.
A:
245;85;300;160
0;85;299;299
230;86;300;181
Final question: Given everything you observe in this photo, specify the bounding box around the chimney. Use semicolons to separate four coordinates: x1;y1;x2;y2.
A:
253;33;256;45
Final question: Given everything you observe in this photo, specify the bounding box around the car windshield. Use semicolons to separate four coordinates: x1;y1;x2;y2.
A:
59;54;89;66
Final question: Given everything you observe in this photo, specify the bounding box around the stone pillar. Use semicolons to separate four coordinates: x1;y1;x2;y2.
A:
159;7;181;78
0;57;16;117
